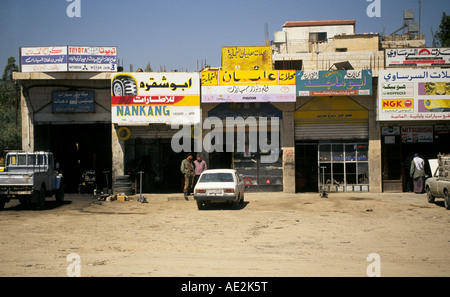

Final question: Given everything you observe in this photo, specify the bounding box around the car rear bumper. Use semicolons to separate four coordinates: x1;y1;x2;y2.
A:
194;195;237;202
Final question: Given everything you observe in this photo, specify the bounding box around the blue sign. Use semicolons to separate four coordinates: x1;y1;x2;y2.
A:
52;91;95;113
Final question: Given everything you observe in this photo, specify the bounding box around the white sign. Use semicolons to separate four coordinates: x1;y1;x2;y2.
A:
385;48;450;68
111;72;200;125
378;69;450;121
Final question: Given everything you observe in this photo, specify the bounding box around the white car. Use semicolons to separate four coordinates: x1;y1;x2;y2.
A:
194;169;245;210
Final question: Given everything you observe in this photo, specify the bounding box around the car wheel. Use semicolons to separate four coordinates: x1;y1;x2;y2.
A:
444;190;450;210
233;196;240;209
426;186;435;203
196;200;206;210
240;192;245;204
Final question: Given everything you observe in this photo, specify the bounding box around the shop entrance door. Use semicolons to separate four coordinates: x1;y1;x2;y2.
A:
295;143;319;192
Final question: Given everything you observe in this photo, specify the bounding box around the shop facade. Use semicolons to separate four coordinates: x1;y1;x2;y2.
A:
111;72;201;193
378;68;450;192
294;70;381;193
200;68;296;192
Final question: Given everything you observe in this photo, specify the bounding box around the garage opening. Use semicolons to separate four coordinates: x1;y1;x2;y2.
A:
34;124;112;193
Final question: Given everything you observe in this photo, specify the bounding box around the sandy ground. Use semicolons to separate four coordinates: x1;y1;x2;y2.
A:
0;191;448;277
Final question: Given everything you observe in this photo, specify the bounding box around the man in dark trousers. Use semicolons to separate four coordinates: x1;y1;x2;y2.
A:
410;153;426;193
193;154;207;187
180;154;195;200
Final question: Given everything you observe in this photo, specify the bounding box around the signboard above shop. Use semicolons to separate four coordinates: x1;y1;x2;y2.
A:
20;46;117;72
378;69;450;121
52;91;95;113
385;47;450;68
222;46;273;71
296;70;372;96
201;70;296;103
111;72;200;125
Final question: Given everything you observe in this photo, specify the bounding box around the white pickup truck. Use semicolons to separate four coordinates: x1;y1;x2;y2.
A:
0;151;64;210
425;155;450;210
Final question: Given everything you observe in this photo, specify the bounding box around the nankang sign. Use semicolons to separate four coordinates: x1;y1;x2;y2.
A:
20;46;117;72
111;72;200;125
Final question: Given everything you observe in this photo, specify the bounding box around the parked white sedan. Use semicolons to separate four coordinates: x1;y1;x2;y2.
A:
194;169;245;210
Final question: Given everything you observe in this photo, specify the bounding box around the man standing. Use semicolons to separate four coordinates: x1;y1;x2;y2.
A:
410;153;426;193
193;154;207;187
180;154;194;200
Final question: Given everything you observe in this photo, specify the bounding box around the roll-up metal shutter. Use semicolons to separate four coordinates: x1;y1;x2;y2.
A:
295;122;368;140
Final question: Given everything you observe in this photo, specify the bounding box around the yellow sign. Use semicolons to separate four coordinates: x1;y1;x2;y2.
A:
222;46;273;71
201;70;295;86
295;96;368;123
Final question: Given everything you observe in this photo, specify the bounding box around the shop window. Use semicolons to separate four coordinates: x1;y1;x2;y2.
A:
318;143;369;192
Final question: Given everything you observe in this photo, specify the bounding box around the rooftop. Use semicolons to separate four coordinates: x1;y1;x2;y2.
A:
283;20;356;27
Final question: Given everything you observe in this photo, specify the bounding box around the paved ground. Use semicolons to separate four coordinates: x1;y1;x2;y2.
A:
0;191;448;277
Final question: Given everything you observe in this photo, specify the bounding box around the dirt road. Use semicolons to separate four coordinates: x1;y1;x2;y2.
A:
0;191;448;277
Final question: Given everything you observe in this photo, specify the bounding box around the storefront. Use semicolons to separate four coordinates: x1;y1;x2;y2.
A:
295;70;374;192
14;73;114;193
201;69;296;192
111;72;201;193
378;68;450;192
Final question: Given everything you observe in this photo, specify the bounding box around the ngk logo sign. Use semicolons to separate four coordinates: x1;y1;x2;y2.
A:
382;99;414;110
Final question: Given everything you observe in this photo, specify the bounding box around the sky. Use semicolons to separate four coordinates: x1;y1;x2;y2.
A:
0;0;449;73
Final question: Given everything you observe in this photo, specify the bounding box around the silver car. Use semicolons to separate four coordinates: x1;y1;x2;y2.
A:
194;169;245;210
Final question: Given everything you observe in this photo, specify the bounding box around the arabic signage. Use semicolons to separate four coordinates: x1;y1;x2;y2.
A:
401;126;433;143
20;46;117;72
111;72;200;125
52;91;95;113
21;46;68;72
378;69;450;121
296;70;372;96
294;96;369;124
385;47;450;68
222;46;273;71
68;46;117;72
201;70;296;103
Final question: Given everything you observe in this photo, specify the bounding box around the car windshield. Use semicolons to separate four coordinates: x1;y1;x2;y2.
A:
199;173;234;183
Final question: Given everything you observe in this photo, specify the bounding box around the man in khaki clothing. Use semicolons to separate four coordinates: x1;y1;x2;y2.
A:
180;154;195;200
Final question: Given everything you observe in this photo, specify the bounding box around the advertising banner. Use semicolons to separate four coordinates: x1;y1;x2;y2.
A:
296;70;372;96
52;91;95;113
68;46;117;72
201;70;296;103
222;46;273;71
111;72;200;125
378;69;450;121
385;47;450;68
20;46;68;72
20;46;117;72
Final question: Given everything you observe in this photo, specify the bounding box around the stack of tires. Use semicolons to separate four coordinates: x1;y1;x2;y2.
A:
113;175;133;196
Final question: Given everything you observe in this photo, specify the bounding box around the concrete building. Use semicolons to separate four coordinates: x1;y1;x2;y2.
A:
11;20;446;195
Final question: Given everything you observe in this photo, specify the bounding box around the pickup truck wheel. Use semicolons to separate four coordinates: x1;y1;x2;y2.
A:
426;186;435;203
0;195;6;210
56;185;64;203
37;185;46;210
444;190;450;210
